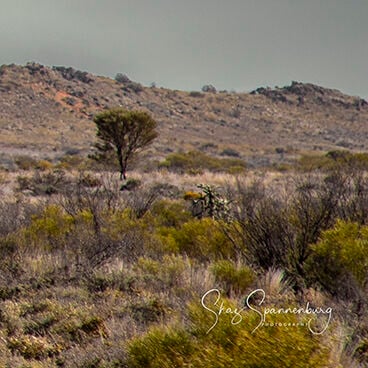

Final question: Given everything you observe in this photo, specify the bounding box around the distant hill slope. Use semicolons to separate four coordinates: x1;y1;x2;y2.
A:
1;62;368;167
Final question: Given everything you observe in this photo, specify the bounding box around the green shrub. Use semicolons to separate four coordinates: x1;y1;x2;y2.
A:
127;299;331;368
211;260;255;295
306;220;368;298
160;254;188;287
128;327;195;368
159;151;196;172
226;165;246;175
296;154;333;171
134;255;189;291
23;315;57;336
159;151;246;174
297;150;368;172
52;306;107;343
349;152;368;169
23;205;74;251
101;208;144;240
7;335;60;359
151;199;192;228
156;218;235;261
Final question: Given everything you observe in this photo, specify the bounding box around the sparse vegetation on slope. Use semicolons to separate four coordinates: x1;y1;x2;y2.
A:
0;163;367;366
1;63;368;367
1;63;368;170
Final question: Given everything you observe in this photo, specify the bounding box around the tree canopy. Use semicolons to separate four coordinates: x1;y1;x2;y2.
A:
94;108;158;179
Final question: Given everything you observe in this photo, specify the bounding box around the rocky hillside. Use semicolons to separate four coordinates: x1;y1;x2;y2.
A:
1;62;368;167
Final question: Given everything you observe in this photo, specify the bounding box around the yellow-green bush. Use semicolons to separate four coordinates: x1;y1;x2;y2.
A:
20;203;155;267
349;152;368;169
156;218;235;260
1;296;107;363
104;208;151;247
160;254;188;287
127;298;331;368
151;199;192;228
23;205;74;251
134;254;189;291
226;165;247;175
7;335;61;360
211;260;255;295
135;256;161;276
101;208;140;240
159;150;246;174
297;150;368;172
296;153;333;171
128;327;195;367
306;220;368;296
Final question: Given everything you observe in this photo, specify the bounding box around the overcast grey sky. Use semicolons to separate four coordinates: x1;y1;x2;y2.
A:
1;0;367;97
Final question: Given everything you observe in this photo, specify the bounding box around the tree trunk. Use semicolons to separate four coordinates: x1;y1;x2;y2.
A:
117;148;126;180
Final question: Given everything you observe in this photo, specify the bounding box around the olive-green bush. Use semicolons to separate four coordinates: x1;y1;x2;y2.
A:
23;205;74;251
159;150;246;174
297;150;368;172
307;220;368;299
151;199;192;228
156;218;235;261
127;299;331;368
210;260;255;295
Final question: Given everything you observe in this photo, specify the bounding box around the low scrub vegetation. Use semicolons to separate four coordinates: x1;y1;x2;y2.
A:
1;164;368;366
159;150;246;174
297;150;368;172
127;299;333;368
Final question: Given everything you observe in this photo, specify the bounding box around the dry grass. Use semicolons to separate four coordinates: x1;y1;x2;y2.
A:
0;157;367;366
126;169;286;192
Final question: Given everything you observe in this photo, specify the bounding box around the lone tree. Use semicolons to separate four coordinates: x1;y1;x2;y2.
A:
94;108;158;180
